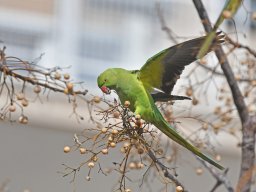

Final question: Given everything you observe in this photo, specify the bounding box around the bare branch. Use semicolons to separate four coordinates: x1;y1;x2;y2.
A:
192;1;256;192
147;149;188;192
197;157;234;192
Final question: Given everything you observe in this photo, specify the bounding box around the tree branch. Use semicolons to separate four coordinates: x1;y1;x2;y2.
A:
197;157;234;192
225;36;256;58
192;0;248;121
155;2;255;83
147;149;188;192
192;1;255;192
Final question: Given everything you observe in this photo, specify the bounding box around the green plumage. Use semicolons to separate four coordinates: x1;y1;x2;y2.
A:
97;34;225;170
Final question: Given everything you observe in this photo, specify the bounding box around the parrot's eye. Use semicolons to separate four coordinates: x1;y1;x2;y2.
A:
104;79;107;82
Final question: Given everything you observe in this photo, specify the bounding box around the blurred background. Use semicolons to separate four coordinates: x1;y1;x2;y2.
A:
0;0;255;191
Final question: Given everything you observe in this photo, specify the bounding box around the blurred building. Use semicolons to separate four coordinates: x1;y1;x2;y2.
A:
0;1;255;192
0;0;255;89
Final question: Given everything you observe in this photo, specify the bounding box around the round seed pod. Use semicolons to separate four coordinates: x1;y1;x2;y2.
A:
124;101;130;108
88;162;95;168
64;73;70;80
19;115;28;124
79;147;86;154
54;72;61;80
9;105;16;112
33;85;41;94
101;148;108;155
16;92;25;100
176;186;183;192
64;146;71;153
93;96;101;103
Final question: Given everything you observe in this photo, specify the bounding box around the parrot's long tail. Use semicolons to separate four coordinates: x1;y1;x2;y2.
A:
154;111;224;170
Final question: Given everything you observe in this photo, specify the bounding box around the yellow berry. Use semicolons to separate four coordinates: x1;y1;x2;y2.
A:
16;92;25;100
235;75;241;81
86;176;90;181
176;186;183;192
66;82;73;90
54;72;61;80
137;147;144;154
129;162;136;169
21;99;29;107
186;87;193;96
101;148;108;154
196;167;203;175
135;120;142;128
125;189;131;192
113;111;120;118
93;96;101;103
135;114;141;120
111;129;118;135
92;156;98;162
215;154;221;162
214;106;221;115
192;98;199;105
202;123;208;130
213;124;221;134
108;136;113;142
110;142;116;148
157;148;163;155
19;115;28;124
64;146;71;153
79;147;86;154
123;142;130;148
33;85;41;94
88;162;95;168
9;105;16;112
166;156;172;162
64;73;70;80
63;88;69;94
136;162;144;169
101;127;108;133
124;101;130;107
120;147;126;153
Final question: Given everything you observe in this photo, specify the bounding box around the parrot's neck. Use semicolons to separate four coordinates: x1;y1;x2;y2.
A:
112;69;154;121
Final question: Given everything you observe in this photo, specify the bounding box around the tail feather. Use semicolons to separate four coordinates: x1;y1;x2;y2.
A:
155;116;224;170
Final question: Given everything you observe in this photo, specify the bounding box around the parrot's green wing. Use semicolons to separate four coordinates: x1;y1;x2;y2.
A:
139;33;224;94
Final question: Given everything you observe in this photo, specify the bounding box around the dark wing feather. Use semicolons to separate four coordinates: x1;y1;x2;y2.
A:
139;33;224;94
151;92;191;102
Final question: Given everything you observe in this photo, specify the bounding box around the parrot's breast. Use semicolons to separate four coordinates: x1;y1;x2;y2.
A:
114;72;155;121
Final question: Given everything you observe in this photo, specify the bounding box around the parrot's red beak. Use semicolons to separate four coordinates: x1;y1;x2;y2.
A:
101;86;111;94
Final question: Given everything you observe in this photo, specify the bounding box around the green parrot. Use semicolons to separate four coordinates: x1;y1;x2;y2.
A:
97;34;224;170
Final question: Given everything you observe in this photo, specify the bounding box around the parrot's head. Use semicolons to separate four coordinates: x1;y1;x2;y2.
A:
97;68;118;94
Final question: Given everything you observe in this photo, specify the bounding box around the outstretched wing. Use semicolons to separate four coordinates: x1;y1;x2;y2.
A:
139;33;224;94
